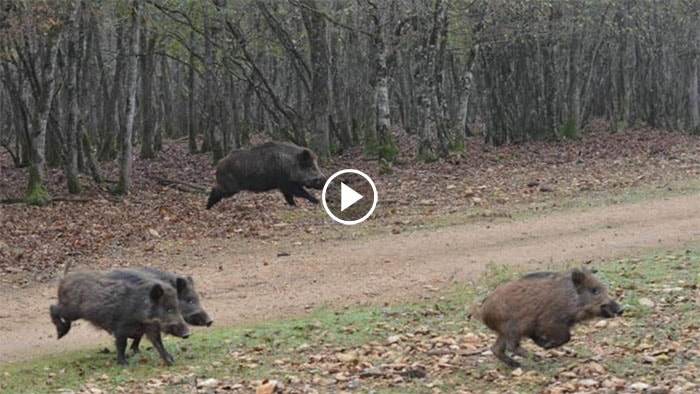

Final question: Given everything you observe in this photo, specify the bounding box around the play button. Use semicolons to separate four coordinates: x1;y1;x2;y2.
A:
322;169;378;225
340;183;363;211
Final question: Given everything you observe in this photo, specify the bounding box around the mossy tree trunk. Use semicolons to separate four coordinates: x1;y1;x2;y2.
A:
26;30;63;205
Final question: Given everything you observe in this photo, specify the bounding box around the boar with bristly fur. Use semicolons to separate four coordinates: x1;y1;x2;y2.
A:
50;271;190;366
206;141;326;209
473;268;623;367
106;268;213;354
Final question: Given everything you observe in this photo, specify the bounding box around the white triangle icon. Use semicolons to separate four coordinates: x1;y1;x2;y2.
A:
340;182;363;211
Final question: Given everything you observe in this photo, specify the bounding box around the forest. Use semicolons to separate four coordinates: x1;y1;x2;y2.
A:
1;1;700;393
1;0;698;204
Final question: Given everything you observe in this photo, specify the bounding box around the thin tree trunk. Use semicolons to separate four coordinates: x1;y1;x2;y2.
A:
65;2;83;194
99;23;125;161
368;1;392;155
300;0;330;157
159;56;174;139
329;9;352;149
140;29;157;159
26;33;63;205
187;29;197;153
689;23;700;131
203;2;223;163
457;45;478;140
117;0;141;195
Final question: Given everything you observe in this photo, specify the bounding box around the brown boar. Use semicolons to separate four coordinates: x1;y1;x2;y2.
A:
50;271;190;366
474;268;622;367
206;141;326;209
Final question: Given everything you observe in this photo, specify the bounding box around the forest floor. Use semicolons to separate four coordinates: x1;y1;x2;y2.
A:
1;127;700;392
2;125;700;283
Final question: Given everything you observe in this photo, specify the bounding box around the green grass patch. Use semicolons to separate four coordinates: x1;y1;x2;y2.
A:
2;251;699;393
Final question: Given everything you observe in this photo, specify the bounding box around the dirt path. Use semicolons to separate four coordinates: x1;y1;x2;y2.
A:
2;192;700;364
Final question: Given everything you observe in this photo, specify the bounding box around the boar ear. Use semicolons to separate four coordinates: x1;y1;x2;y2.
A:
150;283;164;300
571;268;586;291
187;275;194;285
298;149;313;165
175;277;188;294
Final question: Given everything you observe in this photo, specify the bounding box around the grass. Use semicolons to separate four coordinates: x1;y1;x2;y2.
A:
2;249;699;393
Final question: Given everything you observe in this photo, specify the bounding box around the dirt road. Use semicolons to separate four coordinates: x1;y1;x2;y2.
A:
2;192;700;364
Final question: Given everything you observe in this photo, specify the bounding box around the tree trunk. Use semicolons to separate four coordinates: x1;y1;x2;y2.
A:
140;29;157;159
300;0;330;157
117;0;141;195
98;23;125;161
329;9;352;149
415;0;445;161
65;2;83;194
203;2;223;163
26;33;63;205
689;23;700;131
457;46;478;140
368;1;392;157
159;56;174;139
187;29;198;153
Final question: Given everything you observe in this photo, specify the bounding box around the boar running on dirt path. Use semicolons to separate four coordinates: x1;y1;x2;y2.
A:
473;268;623;367
50;271;190;366
106;268;212;354
206;141;326;209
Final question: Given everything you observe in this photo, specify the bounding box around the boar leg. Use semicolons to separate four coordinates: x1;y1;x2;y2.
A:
492;335;520;368
280;188;297;206
207;187;238;209
507;342;529;358
146;329;175;366
291;184;319;204
50;305;71;339
534;324;571;349
115;335;129;366
130;335;143;354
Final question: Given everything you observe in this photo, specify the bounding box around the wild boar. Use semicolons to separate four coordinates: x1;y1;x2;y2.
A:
206;141;326;209
474;268;623;367
106;268;212;354
50;271;190;366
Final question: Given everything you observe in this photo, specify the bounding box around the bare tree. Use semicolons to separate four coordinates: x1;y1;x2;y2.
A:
117;0;142;195
299;0;330;157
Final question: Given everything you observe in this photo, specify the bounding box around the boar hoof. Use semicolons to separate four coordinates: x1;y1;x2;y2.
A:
511;347;529;358
162;354;175;366
503;358;520;368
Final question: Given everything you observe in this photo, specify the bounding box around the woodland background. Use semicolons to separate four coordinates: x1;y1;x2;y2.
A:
1;0;699;204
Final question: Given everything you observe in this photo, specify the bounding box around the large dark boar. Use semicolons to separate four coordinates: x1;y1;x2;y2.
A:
50;271;190;366
106;268;212;354
474;268;623;367
206;141;326;209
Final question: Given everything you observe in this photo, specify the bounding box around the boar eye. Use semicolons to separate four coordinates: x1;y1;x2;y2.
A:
591;287;600;295
187;299;195;304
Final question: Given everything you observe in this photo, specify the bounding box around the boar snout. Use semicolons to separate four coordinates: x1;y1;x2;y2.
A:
307;176;326;190
167;323;191;338
601;301;623;318
185;311;213;327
